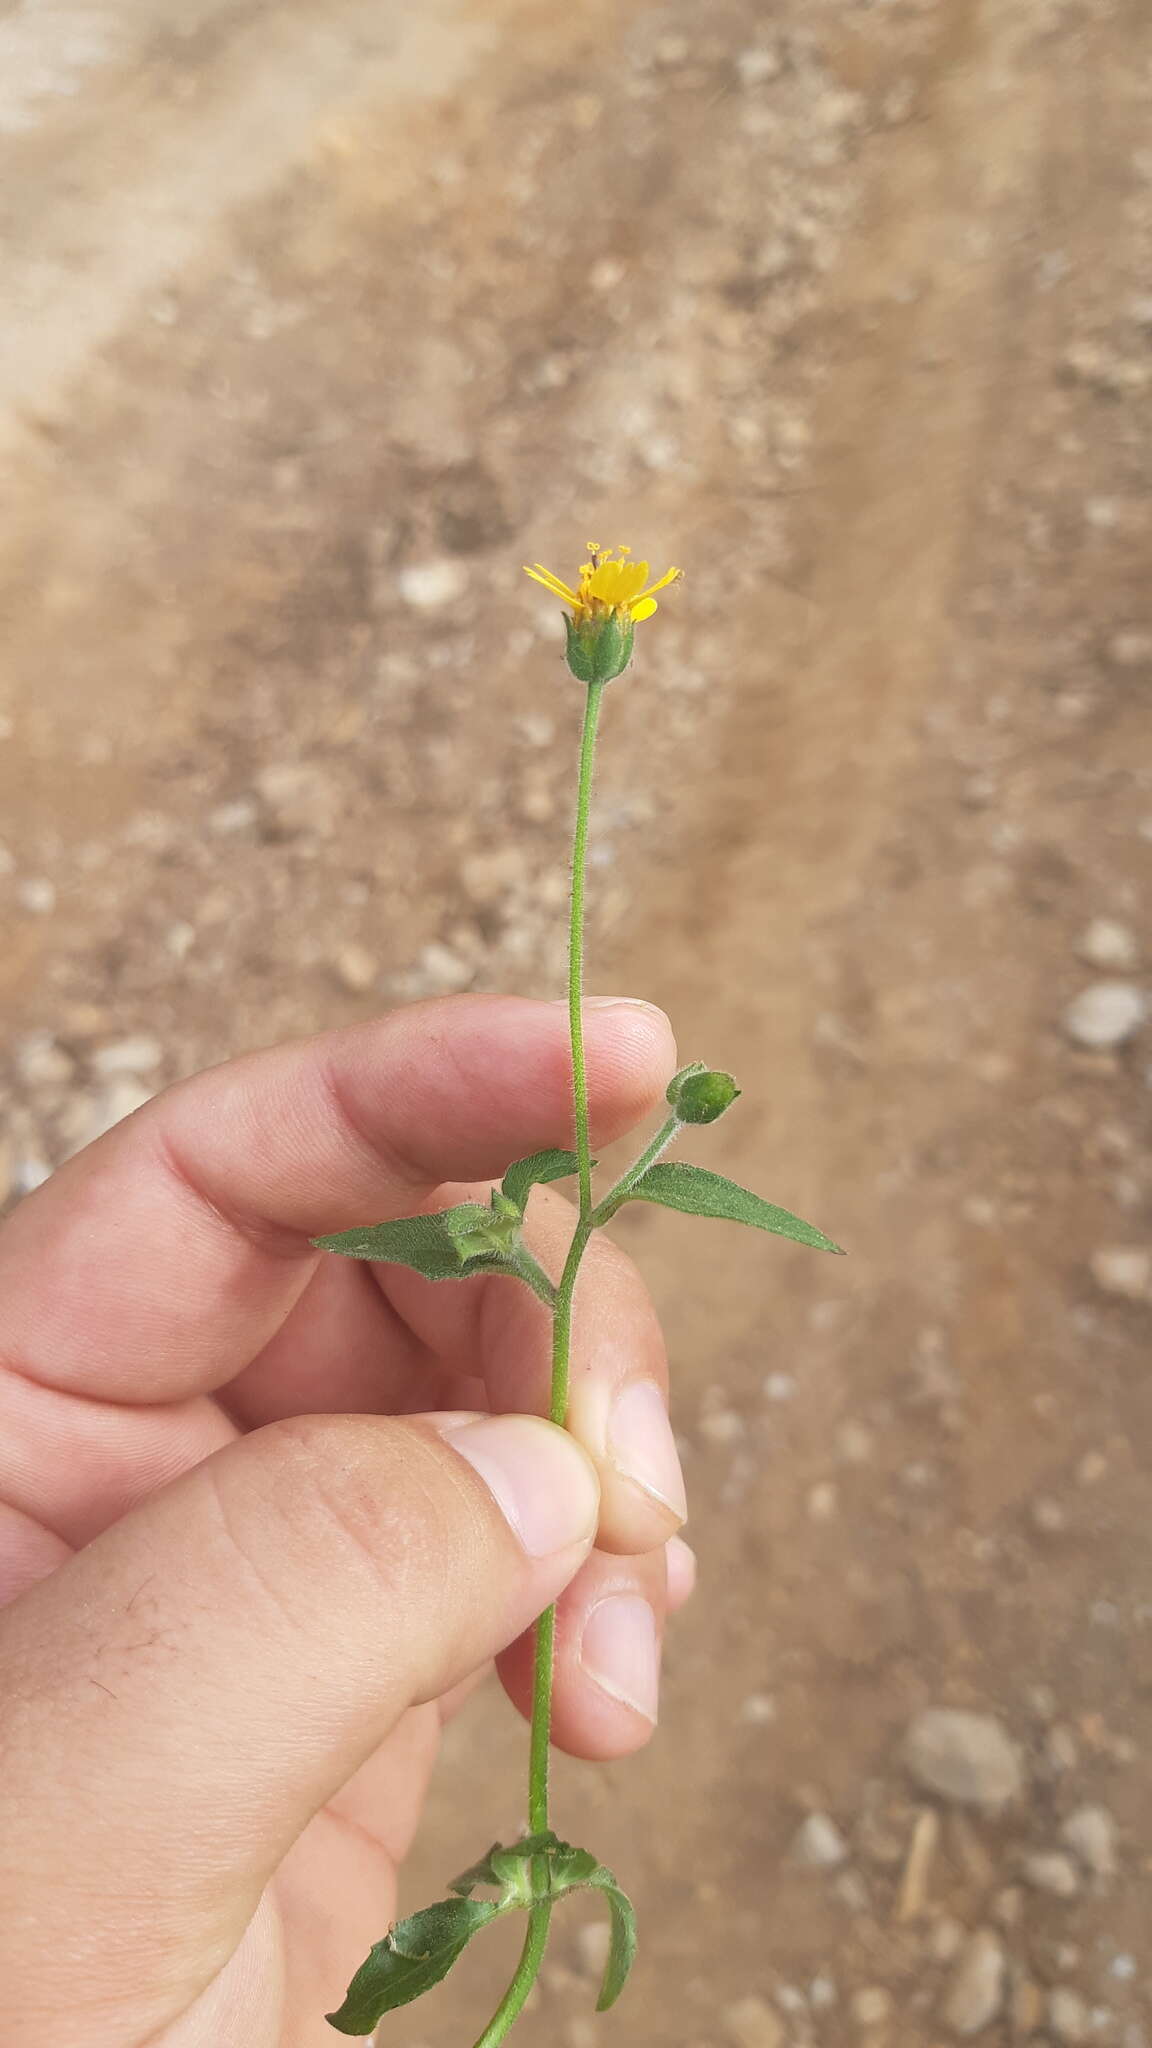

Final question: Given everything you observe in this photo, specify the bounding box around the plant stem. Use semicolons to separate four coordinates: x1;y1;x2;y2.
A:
568;681;606;1222
472;679;606;2047
470;1902;553;2048
590;1110;682;1225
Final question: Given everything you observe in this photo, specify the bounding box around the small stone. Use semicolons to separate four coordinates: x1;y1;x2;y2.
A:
1021;1851;1080;1898
929;1917;966;1962
589;256;625;294
737;45;782;86
722;1994;785;2048
850;1987;892;2029
698;1407;745;1446
1060;1804;1118;1880
739;1692;778;1725
941;1930;1006;2037
1106;629;1152;669
397;558;469;609
1076;1450;1108;1486
1061;982;1147;1050
333;944;379;994
256;762;341;838
575;1919;611;1979
90;1036;164;1079
1045;1726;1079;1773
1031;1496;1068;1534
1089;1246;1151;1302
404;942;474;998
166;921;196;959
763;1372;796;1402
206;797;258;835
774;1985;807;2016
1048;1988;1090;2045
903;1708;1023;1808
791;1812;849;1868
17;877;56;915
834;1870;871;1913
1077;919;1139;972
15;1034;75;1089
807;1481;838;1521
809;1974;838;2010
992;1886;1024;1928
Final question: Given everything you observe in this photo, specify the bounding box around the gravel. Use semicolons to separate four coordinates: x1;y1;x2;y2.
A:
849;1987;892;2028
903;1708;1023;1808
941;1929;1007;2037
722;1994;785;2048
1020;1849;1081;1898
1061;981;1147;1049
1076;919;1140;971
1089;1246;1152;1302
790;1812;849;1868
1060;1803;1118;1880
1048;1987;1092;2044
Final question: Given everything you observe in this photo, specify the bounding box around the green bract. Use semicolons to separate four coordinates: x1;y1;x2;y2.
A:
563;609;635;684
667;1064;742;1124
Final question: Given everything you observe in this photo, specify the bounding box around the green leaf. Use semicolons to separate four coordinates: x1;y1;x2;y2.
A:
500;1149;585;1213
587;1874;638;2011
312;1211;471;1277
627;1162;843;1254
325;1897;501;2034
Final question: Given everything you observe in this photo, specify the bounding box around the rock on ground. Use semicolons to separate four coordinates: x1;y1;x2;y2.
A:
903;1708;1023;1808
941;1930;1007;2037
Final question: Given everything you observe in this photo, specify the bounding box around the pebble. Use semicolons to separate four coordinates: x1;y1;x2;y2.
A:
90;1035;164;1079
1089;1246;1151;1302
403;941;473;998
791;1812;849;1868
834;1870;871;1913
256;761;342;838
941;1930;1006;2037
903;1708;1023;1809
1106;629;1152;669
992;1886;1024;1927
333;943;379;994
722;1994;785;2048
166;920;196;959
850;1987;892;2029
1031;1496;1068;1534
762;1372;797;1402
15;1034;75;1089
206;797;258;835
929;1917;966;1962
736;45;783;87
17;877;56;915
807;1480;838;1521
1048;1988;1091;2045
397;558;469;609
809;1974;838;2010
1077;919;1139;971
1060;1804;1118;1880
1021;1850;1080;1898
1062;982;1147;1049
739;1693;778;1726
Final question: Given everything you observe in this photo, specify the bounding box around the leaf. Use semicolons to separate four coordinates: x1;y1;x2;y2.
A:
313;1207;501;1279
500;1149;585;1213
627;1162;843;1254
450;1831;598;1903
587;1872;638;2010
325;1897;501;2035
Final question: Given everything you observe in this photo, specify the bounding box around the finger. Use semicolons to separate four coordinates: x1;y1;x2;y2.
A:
666;1533;697;1611
0;994;675;1403
0;1410;599;2046
498;1542;669;1762
382;1181;685;1555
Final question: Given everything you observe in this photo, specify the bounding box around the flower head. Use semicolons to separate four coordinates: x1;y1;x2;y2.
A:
524;543;682;684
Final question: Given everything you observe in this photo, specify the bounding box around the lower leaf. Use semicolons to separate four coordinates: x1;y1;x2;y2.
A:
325;1897;501;2035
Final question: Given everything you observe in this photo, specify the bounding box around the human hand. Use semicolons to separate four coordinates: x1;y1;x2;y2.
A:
0;995;693;2048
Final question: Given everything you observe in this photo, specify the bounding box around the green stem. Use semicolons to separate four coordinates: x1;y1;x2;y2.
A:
590;1111;682;1226
470;1902;553;2048
473;680;606;2047
568;680;606;1221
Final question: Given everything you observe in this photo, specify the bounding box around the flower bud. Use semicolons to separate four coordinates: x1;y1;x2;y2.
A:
563;611;635;686
667;1065;741;1125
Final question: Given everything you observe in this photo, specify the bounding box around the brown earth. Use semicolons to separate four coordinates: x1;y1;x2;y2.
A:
2;0;1151;2044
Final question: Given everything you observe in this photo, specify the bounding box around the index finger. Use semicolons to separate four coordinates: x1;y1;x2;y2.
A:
0;995;675;1402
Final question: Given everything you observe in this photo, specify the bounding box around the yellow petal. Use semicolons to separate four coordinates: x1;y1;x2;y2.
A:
630;596;659;622
523;565;580;603
633;565;682;605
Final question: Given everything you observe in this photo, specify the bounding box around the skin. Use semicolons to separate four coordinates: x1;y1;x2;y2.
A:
0;994;694;2048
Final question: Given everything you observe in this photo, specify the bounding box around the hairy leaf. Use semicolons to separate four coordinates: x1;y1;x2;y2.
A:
500;1149;585;1213
587;1874;638;2011
325;1897;501;2034
627;1162;843;1254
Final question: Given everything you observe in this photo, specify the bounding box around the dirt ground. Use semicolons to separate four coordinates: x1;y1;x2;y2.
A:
2;0;1152;2043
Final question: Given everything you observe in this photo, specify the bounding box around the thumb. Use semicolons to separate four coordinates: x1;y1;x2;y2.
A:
0;1412;598;2042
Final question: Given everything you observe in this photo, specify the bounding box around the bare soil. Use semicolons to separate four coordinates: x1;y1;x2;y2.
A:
2;0;1151;2043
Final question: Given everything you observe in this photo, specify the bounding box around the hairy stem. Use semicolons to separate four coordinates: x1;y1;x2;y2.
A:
590;1110;682;1225
472;679;606;2045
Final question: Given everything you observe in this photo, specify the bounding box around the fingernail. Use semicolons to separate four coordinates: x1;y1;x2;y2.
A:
607;1380;687;1523
666;1534;698;1608
440;1415;599;1558
580;1594;660;1723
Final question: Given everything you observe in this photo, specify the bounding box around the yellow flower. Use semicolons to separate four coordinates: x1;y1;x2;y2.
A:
524;543;682;626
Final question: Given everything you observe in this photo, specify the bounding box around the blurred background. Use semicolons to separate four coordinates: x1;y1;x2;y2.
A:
2;0;1151;2042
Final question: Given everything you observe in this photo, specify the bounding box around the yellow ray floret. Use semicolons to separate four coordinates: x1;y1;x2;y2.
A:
523;545;682;625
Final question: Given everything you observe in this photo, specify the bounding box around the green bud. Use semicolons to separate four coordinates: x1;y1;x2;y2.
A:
667;1066;741;1125
563;610;635;685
